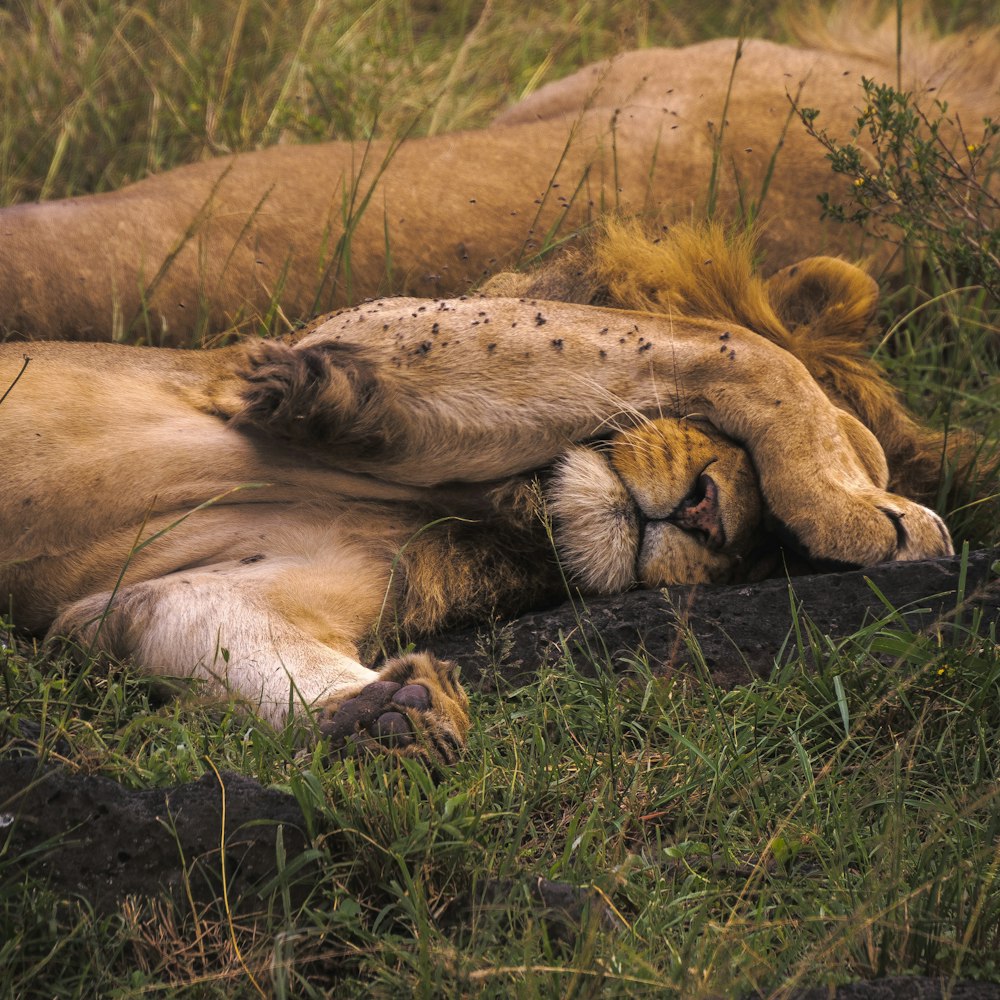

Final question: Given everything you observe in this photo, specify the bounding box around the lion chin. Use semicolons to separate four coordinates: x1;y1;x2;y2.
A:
547;446;641;594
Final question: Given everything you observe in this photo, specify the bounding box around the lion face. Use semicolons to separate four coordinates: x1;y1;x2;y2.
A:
546;418;764;593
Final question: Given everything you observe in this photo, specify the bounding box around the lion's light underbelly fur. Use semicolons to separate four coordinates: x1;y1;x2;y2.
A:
50;547;388;724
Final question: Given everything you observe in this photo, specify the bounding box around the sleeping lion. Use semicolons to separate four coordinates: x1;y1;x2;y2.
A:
0;9;996;343
0;224;963;763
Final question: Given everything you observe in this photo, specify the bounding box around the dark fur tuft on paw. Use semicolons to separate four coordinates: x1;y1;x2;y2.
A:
231;340;391;452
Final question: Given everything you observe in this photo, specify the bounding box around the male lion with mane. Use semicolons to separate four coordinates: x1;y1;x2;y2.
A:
0;224;961;762
0;6;996;343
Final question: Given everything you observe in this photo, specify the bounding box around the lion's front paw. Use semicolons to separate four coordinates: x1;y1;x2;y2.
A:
783;490;953;566
317;653;470;765
757;407;953;568
876;495;954;561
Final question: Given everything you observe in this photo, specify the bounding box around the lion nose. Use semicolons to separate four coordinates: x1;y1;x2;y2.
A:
668;474;726;549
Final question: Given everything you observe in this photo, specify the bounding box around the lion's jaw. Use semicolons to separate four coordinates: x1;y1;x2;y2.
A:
546;418;765;593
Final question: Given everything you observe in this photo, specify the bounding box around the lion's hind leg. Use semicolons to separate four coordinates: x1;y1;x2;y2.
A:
317;653;470;766
47;561;471;765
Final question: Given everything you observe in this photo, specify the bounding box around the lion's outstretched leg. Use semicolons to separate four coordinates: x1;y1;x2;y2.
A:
46;562;470;765
231;296;953;567
48;572;375;725
316;653;469;766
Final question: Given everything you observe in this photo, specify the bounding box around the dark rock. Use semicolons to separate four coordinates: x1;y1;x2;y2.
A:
0;758;311;913
428;550;1000;689
0;757;609;942
785;976;1000;999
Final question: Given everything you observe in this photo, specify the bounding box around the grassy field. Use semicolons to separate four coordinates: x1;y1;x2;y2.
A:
2;1;1000;997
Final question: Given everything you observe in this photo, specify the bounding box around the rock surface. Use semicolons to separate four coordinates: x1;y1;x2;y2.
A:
429;549;1000;688
787;978;1000;999
0;759;311;912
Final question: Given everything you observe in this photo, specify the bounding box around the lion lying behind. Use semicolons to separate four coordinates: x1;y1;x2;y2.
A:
0;9;996;343
0;225;959;761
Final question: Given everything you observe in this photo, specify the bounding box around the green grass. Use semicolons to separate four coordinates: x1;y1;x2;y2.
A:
0;0;762;205
2;1;1000;996
4;0;996;204
4;582;1000;997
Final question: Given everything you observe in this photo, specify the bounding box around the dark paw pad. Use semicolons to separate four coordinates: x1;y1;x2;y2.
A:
392;683;430;710
371;711;414;748
319;680;425;754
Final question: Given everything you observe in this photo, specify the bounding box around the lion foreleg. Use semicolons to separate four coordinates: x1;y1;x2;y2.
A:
47;562;471;761
48;570;376;726
232;296;951;565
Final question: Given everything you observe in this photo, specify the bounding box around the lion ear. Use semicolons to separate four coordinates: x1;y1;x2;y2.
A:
765;257;880;344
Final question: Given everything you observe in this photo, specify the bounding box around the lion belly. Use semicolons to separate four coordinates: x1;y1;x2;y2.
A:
0;341;429;633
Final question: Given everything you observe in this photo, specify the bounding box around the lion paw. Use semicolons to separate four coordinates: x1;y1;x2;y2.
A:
876;496;954;561
782;490;953;566
233;339;390;452
317;653;470;765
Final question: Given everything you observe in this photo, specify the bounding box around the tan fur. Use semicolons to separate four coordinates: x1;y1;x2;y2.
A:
1;228;956;759
0;9;996;343
550;420;764;592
